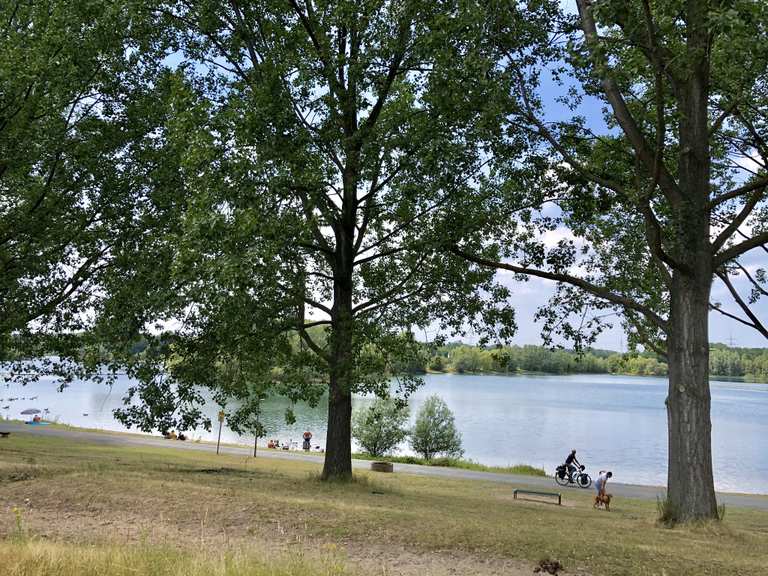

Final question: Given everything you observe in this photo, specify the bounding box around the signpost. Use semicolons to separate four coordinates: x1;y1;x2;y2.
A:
216;410;225;455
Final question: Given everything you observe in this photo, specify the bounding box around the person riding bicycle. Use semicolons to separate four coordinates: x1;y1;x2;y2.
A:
564;449;581;482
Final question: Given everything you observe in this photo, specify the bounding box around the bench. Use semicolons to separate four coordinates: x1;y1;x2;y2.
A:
370;461;394;473
513;489;561;506
0;431;10;438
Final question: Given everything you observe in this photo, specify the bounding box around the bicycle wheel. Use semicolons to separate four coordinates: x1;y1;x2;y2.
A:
576;473;592;489
554;471;570;487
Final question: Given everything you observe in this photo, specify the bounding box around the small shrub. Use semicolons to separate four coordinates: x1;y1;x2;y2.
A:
718;502;726;521
12;507;25;541
410;395;463;461
352;398;410;457
656;495;678;527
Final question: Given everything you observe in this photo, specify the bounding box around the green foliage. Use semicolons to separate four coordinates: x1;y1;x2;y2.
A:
0;1;165;341
416;342;768;381
411;395;463;461
449;345;495;373
351;398;410;457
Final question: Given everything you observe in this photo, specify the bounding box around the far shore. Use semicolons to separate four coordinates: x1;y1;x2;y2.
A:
420;369;768;383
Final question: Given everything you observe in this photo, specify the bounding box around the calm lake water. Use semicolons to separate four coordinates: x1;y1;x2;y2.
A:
2;372;767;494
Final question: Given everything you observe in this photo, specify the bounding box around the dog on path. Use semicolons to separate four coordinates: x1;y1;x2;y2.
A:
593;492;612;511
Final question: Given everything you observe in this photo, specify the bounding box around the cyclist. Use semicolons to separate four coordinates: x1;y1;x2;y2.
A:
564;449;581;482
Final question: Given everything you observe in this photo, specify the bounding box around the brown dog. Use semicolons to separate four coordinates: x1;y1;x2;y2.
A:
593;493;612;511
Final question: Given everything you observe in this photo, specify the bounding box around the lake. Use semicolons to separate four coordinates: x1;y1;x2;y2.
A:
2;372;767;494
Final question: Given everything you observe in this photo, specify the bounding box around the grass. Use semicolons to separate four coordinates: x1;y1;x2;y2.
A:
350;452;547;476
1;433;768;576
0;540;350;576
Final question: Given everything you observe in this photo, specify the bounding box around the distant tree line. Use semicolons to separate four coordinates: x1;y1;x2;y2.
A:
391;343;768;382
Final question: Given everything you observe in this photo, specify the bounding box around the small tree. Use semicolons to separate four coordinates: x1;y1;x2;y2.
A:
352;398;410;458
411;396;463;461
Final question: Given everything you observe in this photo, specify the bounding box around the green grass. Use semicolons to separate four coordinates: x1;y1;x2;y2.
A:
351;452;547;476
1;433;767;576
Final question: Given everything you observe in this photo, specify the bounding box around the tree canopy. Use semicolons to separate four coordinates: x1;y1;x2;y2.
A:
88;0;558;479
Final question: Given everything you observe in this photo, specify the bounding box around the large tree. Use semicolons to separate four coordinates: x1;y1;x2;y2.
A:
94;1;553;479
455;0;768;521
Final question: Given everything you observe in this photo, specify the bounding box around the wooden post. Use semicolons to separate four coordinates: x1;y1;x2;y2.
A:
216;410;225;455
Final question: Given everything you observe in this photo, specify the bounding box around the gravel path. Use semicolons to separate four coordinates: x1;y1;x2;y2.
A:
2;422;766;511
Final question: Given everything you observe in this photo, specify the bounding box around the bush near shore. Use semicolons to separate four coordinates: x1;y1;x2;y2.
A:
351;452;546;476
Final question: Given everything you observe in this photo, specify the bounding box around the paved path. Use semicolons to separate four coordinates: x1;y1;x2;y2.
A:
2;422;767;511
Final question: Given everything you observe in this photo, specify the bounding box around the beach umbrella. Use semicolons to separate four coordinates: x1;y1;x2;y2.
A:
20;408;41;415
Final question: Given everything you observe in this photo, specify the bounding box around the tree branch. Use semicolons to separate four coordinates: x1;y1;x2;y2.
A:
352;253;428;314
576;0;683;207
298;327;330;362
715;230;768;266
452;247;669;332
711;270;768;338
303;297;332;316
712;188;766;252
709;176;768;207
715;271;768;339
733;261;768;299
509;67;627;197
709;303;762;332
638;196;677;281
355;285;426;319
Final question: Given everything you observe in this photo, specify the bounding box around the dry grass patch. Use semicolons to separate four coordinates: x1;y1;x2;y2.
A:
0;540;351;576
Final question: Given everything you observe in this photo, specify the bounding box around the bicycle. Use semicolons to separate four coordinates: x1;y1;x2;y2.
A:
554;464;592;488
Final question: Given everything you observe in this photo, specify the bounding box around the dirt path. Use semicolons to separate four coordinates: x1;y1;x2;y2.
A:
2;422;766;511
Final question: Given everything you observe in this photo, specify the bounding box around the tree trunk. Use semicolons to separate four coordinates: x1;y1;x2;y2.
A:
666;273;718;521
662;1;718;521
322;241;355;480
321;80;360;480
322;368;353;479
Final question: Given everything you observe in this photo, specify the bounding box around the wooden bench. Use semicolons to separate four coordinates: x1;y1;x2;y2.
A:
513;489;561;505
0;431;11;438
370;461;394;473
